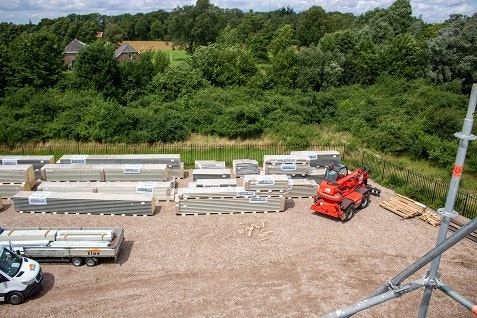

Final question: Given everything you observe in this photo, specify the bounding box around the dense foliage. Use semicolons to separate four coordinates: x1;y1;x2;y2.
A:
0;0;476;177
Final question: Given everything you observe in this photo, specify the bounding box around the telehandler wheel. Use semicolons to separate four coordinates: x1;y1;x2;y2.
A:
344;204;356;221
6;291;25;305
72;257;84;267
359;194;370;209
85;257;98;267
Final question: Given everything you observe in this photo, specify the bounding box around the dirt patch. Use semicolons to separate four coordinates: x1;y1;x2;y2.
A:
1;176;475;317
121;40;173;52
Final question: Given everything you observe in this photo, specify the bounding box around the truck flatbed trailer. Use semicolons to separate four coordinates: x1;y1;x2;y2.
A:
0;227;125;266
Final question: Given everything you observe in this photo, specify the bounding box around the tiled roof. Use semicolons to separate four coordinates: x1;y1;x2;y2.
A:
63;38;86;54
114;43;139;58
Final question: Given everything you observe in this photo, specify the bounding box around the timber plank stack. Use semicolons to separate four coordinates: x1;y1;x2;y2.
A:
379;194;427;219
12;191;155;216
449;215;477;243
419;210;442;226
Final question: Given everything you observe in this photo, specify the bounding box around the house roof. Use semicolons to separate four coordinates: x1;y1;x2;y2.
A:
63;38;86;54
114;43;139;58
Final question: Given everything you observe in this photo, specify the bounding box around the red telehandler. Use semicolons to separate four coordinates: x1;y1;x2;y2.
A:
310;163;380;221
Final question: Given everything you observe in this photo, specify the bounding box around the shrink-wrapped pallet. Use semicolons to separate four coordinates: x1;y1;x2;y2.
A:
0;164;36;188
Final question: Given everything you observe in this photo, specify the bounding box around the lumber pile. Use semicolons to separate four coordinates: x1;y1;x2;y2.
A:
419;210;442;226
449;215;477;243
379;194;427;219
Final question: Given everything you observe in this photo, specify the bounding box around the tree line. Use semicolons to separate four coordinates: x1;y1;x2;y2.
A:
0;0;476;176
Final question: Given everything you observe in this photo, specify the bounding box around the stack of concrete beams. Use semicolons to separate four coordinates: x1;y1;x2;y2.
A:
175;186;285;215
57;154;184;179
232;159;259;177
12;191;155;216
37;181;175;202
290;150;341;167
194;160;226;169
263;154;310;176
189;179;238;188
286;179;319;198
1;155;55;180
301;167;327;183
41;164;103;181
102;164;168;181
192;168;231;181
242;174;290;194
0;164;37;198
94;181;174;201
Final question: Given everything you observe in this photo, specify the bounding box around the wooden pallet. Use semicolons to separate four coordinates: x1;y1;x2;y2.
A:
419;210;442;226
379;194;427;219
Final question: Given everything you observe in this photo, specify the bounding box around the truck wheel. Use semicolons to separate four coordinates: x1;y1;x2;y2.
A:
344;204;355;221
6;291;25;305
359;194;370;209
85;257;98;267
72;257;84;267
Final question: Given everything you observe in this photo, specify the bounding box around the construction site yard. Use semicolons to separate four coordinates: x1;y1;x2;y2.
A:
1;176;476;318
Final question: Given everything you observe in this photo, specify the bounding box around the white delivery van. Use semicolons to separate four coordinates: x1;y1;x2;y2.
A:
0;246;43;304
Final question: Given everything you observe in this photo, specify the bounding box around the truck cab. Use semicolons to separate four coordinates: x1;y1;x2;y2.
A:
0;246;43;305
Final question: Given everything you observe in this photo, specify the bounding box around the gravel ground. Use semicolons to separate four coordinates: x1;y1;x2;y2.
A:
1;173;476;318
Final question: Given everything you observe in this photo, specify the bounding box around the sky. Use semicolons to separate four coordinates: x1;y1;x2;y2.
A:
0;0;475;25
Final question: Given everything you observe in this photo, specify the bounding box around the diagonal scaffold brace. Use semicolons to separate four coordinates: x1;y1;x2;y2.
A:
320;83;477;318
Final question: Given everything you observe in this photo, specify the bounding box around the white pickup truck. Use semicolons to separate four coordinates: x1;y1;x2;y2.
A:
0;227;125;267
0;246;43;304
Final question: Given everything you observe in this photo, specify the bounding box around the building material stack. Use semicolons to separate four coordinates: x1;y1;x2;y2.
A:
232;159;259;177
41;164;104;181
0;164;37;198
290;150;341;182
189;179;238;188
1;155;55;180
242;174;290;194
12;191;155;216
175;186;285;215
57;154;184;180
37;181;175;202
263;154;310;177
191;168;232;181
102;164;168;181
286;178;319;198
194;160;226;169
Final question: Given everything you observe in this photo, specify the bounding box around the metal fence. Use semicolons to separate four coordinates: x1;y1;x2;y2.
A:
1;142;475;219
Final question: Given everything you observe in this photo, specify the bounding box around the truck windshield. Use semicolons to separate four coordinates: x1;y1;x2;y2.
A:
0;247;22;277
